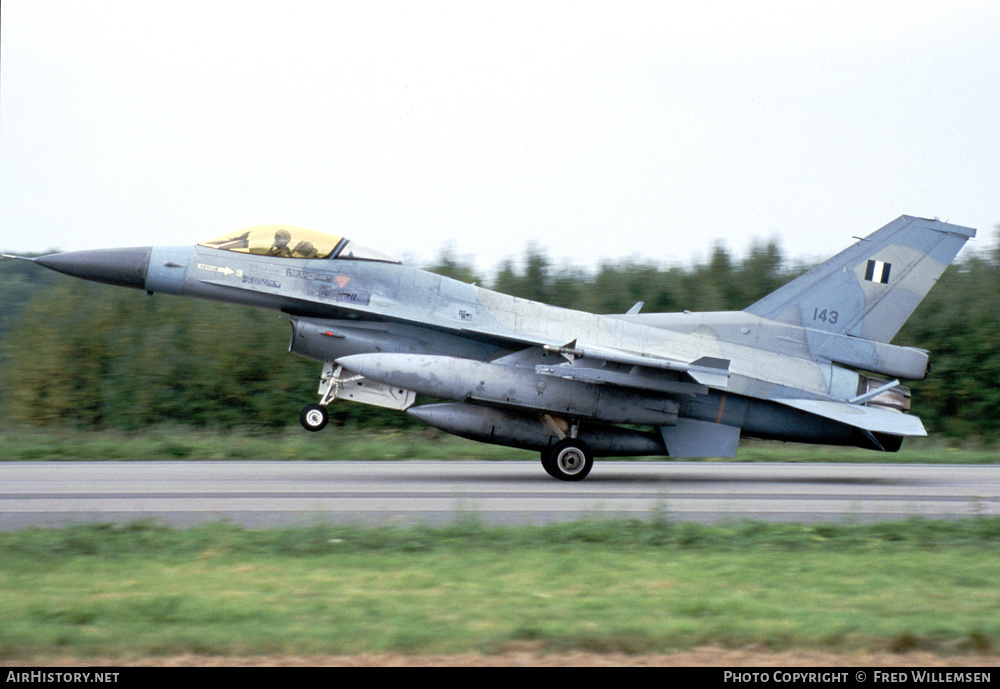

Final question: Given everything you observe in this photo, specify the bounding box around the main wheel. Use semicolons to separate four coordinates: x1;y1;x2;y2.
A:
300;404;329;432
541;439;594;481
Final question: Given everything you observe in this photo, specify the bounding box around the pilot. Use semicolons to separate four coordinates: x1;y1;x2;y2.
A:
292;241;319;259
266;230;293;257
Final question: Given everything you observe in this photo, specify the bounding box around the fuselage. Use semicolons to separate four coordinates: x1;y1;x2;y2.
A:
30;241;906;453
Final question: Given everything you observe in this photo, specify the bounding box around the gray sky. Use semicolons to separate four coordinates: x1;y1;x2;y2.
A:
2;0;998;275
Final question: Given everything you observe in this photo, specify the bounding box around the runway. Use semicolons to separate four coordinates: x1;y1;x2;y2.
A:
2;460;998;530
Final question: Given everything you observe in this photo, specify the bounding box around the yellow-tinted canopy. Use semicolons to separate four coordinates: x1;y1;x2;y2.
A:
200;225;341;259
199;225;397;263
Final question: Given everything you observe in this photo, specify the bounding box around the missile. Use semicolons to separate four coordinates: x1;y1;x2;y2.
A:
337;353;680;426
407;402;667;456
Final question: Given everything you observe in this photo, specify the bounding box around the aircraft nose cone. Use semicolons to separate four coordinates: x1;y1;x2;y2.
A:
33;247;152;290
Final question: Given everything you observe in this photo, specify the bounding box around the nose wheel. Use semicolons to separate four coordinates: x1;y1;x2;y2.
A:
541;439;594;481
300;404;329;432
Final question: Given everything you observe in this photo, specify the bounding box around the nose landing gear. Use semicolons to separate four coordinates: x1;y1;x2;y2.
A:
300;404;329;432
299;362;417;432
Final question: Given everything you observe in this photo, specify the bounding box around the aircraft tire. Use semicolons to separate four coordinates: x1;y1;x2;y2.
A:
543;439;594;481
540;452;560;479
300;404;329;432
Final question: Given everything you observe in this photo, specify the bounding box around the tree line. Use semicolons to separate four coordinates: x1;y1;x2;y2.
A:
2;233;998;441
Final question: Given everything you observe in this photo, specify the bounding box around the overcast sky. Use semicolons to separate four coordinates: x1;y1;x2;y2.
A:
2;0;998;275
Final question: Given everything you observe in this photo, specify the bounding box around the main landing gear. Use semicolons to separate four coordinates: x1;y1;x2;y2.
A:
541;438;594;481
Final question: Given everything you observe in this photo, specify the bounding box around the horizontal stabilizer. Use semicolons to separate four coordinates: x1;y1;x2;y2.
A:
772;397;926;436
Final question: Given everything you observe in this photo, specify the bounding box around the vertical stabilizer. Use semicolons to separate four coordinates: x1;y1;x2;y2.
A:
744;216;975;343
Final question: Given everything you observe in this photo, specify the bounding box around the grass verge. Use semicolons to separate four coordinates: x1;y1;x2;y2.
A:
1;518;999;660
1;426;998;463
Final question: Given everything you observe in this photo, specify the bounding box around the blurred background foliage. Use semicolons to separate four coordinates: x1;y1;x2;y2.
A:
2;230;998;441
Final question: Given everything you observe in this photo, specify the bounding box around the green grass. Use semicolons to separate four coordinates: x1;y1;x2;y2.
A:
1;426;998;463
1;518;999;660
0;426;535;462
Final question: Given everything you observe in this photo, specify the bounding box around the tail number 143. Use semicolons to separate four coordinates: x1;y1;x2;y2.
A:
813;308;840;324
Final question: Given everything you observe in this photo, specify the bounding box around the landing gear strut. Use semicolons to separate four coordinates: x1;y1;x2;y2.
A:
541;438;594;481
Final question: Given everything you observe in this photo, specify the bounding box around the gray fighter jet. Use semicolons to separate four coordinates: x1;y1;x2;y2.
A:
5;216;975;480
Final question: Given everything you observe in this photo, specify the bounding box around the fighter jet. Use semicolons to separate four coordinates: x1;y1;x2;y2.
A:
5;216;975;480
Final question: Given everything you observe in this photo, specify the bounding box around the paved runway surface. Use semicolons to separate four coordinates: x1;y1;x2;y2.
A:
2;461;998;529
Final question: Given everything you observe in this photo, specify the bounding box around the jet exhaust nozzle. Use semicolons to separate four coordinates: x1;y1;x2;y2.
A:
33;247;152;290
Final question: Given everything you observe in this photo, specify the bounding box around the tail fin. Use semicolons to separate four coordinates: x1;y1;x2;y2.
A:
744;216;976;343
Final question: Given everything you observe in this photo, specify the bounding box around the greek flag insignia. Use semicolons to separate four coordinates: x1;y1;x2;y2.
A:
865;260;891;284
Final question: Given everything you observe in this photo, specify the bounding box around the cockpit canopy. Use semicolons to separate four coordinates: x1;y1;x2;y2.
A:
199;225;398;263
